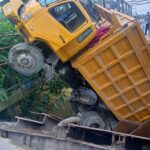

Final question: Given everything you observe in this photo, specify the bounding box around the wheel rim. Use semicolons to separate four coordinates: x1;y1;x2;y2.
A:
9;43;44;76
16;52;36;69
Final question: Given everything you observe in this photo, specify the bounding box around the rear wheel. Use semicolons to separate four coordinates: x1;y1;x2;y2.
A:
71;87;97;105
9;43;44;76
81;111;106;129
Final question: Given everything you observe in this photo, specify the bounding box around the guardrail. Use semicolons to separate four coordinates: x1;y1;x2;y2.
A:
95;0;132;16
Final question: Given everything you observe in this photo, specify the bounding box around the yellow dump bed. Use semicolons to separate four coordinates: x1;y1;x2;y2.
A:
72;5;150;123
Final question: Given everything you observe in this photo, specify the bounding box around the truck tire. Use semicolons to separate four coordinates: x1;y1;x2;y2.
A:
81;111;106;129
9;43;44;76
71;87;97;106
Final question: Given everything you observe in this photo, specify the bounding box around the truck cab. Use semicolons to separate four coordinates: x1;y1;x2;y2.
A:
3;0;96;62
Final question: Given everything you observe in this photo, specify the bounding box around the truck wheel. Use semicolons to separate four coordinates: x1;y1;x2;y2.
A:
71;87;97;106
81;111;106;129
9;43;44;76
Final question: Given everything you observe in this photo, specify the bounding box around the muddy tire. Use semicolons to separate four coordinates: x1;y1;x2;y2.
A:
81;111;106;129
9;43;44;76
71;87;97;105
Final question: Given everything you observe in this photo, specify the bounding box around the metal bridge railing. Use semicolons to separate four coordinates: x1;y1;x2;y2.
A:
95;0;132;16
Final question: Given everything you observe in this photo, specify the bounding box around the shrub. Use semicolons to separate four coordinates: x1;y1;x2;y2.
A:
0;14;71;120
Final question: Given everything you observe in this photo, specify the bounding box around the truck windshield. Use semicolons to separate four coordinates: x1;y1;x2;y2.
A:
38;0;57;7
49;2;86;32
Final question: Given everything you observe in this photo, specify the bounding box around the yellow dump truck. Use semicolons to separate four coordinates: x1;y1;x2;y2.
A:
2;0;150;133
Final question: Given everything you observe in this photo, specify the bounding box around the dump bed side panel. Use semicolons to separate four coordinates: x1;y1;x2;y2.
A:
72;23;150;123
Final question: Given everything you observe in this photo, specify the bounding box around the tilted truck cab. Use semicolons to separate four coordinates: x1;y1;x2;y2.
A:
3;0;96;61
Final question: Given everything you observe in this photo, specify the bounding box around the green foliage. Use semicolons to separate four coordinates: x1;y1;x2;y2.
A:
0;88;8;102
5;75;71;120
0;51;8;63
19;75;70;114
0;14;29;102
38;75;69;111
0;14;71;120
0;13;21;47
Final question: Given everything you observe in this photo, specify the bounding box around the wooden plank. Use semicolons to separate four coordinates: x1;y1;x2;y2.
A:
113;120;139;134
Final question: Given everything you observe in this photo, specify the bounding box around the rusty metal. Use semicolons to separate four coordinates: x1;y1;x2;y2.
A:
114;120;150;138
0;123;109;150
131;121;150;138
0;113;150;150
16;112;61;133
113;120;139;134
67;124;150;150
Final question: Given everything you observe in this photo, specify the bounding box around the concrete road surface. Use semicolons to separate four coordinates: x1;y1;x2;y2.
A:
0;137;32;150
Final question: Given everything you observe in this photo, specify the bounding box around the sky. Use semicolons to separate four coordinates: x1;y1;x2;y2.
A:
133;4;150;15
125;0;150;15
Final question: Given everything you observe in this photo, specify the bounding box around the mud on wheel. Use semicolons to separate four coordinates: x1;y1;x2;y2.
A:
9;43;44;76
81;111;106;129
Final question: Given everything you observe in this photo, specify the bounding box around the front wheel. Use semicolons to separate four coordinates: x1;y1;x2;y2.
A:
9;43;45;76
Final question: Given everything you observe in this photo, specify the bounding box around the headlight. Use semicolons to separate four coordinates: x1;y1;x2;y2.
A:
21;12;32;22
